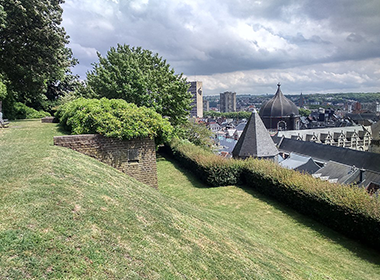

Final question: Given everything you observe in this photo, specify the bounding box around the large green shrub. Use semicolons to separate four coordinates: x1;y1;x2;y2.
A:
0;80;6;101
56;98;174;145
3;102;51;120
13;102;51;119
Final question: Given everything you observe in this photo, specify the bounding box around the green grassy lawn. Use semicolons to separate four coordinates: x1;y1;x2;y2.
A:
0;120;379;279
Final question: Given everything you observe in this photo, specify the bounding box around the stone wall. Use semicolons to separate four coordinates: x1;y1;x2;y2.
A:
41;117;58;123
53;134;157;188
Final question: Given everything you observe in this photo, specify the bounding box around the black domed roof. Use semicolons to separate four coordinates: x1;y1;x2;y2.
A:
259;83;299;117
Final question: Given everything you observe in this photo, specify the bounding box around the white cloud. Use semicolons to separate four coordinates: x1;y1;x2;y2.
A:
186;58;380;95
70;43;98;59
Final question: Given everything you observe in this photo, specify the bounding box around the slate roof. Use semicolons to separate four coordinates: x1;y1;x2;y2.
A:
296;159;322;174
280;153;321;174
217;136;237;154
259;83;299;118
232;110;278;158
313;161;360;184
235;122;247;131
357;170;380;188
273;136;380;172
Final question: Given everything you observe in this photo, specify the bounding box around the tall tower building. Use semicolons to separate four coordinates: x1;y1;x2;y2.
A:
298;92;305;107
203;99;209;112
220;91;236;112
188;81;203;118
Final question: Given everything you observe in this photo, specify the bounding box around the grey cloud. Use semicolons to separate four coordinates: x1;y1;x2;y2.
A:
62;0;380;94
346;33;365;43
288;33;331;45
300;0;380;36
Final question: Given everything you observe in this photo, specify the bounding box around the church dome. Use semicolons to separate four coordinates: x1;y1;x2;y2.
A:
259;83;299;118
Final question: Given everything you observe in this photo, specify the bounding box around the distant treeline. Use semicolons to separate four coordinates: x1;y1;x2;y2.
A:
205;92;380;105
286;92;380;104
204;111;252;119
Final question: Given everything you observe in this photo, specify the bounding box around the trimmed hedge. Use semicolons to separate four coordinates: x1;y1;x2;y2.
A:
161;139;380;250
161;138;244;187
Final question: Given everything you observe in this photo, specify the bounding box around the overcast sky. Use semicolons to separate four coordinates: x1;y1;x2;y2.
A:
62;0;380;96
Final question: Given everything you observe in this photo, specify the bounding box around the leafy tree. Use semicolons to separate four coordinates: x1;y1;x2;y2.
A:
85;44;192;126
299;108;311;117
0;4;5;28
0;0;75;109
204;111;251;120
179;119;213;149
204;111;221;118
0;78;6;101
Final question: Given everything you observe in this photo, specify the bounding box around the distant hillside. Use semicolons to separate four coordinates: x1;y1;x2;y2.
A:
0;120;379;279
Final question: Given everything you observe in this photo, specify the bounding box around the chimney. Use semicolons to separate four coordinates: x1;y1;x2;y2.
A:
360;169;366;183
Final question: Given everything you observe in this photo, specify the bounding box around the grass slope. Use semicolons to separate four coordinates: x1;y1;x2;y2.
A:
0;120;379;279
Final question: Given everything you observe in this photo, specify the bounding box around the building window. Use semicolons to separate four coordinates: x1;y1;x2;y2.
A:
277;121;287;131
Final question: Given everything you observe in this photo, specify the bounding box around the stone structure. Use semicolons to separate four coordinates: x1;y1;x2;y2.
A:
220;91;236;112
54;134;158;188
259;83;300;131
41;116;58;123
298;92;305;107
188;81;203;118
232;110;278;160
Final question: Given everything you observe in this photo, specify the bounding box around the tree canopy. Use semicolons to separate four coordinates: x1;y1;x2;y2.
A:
0;0;75;110
204;111;252;120
85;44;192;126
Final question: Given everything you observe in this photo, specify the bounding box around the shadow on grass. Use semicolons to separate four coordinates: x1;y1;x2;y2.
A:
157;154;210;189
157;152;380;265
55;123;71;135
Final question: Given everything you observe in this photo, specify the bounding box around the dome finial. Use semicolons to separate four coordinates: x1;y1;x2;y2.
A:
277;82;281;87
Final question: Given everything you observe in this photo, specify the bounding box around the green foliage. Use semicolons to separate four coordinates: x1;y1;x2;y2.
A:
8;102;51;119
85;44;192;126
162;139;380;249
163;138;244;187
299;108;311;117
56;98;174;145
204;111;251;119
0;4;5;28
177;119;214;149
305;92;380;104
0;79;6;101
0;0;75;109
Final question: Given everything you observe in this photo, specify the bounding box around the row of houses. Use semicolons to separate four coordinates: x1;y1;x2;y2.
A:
277;126;372;151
